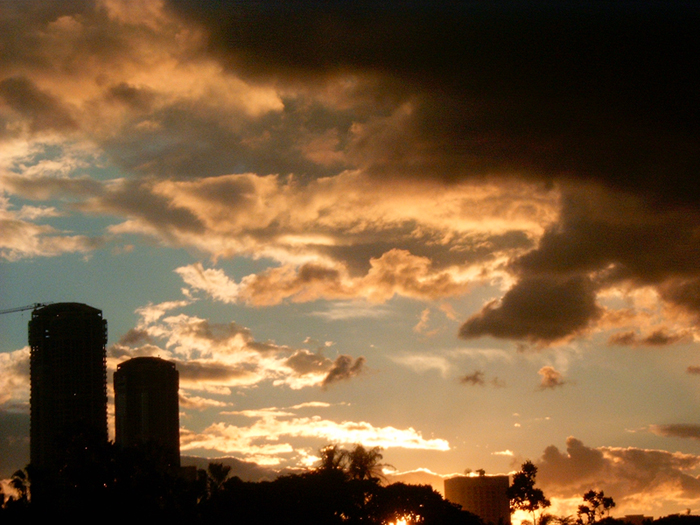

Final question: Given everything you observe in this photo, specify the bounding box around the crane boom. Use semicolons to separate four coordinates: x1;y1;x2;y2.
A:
0;302;51;315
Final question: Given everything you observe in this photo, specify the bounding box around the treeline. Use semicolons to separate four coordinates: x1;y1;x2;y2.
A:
0;442;480;524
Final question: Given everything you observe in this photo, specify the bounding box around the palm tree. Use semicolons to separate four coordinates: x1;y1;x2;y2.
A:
318;444;349;473
347;445;385;482
207;462;232;494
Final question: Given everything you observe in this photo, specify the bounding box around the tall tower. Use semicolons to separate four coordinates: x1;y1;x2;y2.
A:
114;357;180;468
29;303;108;470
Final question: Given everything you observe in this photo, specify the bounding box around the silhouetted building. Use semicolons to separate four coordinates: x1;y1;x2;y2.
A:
445;474;511;525
114;357;180;467
29;302;108;471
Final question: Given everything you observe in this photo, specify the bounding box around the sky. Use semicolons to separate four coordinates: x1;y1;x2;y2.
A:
1;0;700;518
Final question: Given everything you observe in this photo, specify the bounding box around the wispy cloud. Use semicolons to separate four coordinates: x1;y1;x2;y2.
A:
181;405;450;465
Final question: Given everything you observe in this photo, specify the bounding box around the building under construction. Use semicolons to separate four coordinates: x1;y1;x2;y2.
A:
28;302;108;470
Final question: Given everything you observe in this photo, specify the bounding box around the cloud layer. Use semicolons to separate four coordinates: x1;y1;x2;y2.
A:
536;437;700;516
2;2;700;513
2;1;699;349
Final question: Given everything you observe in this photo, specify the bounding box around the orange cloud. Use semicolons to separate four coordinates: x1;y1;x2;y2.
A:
536;437;700;516
111;301;367;394
0;347;29;406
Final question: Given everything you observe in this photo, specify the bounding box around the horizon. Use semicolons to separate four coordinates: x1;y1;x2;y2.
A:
2;0;700;519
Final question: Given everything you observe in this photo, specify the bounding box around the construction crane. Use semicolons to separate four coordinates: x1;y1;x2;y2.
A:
0;302;52;315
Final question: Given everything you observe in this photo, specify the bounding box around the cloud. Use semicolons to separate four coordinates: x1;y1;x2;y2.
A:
390;354;451;378
0;348;29;406
114;303;367;393
460;370;485;387
649;424;700;442
175;264;240;304
384;468;449;496
322;355;366;388
165;1;700;205
492;450;514;457
537;366;566;390
459;275;601;345
0;76;78;133
608;329;692;347
179;392;230;411
176;247;478;306
310;301;393;321
181;404;450;464
1;0;700;351
687;366;700;376
0;196;103;260
117;327;152;346
454;183;700;345
535;437;700;516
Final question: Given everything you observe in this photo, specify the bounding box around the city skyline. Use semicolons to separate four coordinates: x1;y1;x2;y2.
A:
1;0;700;519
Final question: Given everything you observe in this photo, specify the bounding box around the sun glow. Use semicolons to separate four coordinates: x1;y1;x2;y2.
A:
387;514;423;525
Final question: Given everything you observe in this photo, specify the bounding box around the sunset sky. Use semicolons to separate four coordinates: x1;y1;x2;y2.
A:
2;0;700;518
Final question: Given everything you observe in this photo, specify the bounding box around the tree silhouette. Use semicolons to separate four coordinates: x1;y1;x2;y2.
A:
507;460;551;525
346;444;386;482
372;482;483;525
319;444;349;473
206;462;232;495
576;490;615;524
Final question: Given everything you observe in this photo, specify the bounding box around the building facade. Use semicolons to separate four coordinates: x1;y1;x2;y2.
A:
444;474;511;525
29;302;108;469
114;356;180;467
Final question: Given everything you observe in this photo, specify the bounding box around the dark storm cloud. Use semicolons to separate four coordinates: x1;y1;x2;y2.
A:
322;355;366;388
457;182;700;344
459;275;600;344
512;188;700;285
165;0;700;206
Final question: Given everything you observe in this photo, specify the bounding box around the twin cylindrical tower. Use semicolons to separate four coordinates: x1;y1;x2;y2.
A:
29;302;180;475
